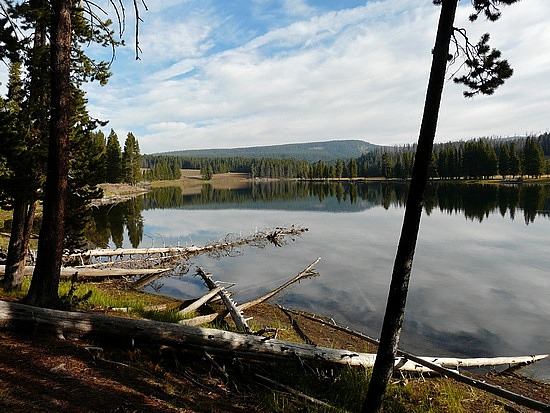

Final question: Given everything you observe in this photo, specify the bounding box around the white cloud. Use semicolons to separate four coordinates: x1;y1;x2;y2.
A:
83;0;550;153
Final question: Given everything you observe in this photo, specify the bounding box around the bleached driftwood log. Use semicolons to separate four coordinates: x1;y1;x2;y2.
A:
65;226;308;264
177;313;219;326
178;260;321;329
178;287;222;315
178;287;223;316
132;268;176;289
0;265;172;280
0;300;546;377
278;307;549;371
401;351;550;412
196;268;251;333
278;306;550;412
236;258;320;312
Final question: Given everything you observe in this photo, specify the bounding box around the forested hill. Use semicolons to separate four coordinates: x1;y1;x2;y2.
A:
153;139;380;162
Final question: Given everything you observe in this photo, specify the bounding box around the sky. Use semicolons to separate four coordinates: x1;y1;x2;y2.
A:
81;0;550;154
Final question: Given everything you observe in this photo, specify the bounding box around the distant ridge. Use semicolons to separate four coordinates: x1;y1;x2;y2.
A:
152;139;381;162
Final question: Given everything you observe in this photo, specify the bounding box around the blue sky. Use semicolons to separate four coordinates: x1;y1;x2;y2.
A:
82;0;550;154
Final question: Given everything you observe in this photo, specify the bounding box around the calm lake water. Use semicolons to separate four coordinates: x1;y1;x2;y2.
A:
91;181;550;381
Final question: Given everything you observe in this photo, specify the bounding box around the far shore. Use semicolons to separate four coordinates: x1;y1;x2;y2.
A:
92;170;550;206
144;169;550;196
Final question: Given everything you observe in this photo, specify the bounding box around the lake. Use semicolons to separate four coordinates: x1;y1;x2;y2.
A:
90;181;550;381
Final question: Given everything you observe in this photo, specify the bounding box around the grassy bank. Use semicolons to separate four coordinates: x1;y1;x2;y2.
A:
1;279;546;412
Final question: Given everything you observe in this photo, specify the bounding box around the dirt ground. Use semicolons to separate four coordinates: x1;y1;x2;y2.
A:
0;301;548;413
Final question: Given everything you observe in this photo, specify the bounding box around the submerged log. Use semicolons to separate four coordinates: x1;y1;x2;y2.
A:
237;258;320;312
132;268;175;289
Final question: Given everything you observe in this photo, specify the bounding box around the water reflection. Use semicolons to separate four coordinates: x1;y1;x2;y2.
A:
89;198;144;248
87;181;550;381
143;182;550;225
91;182;550;248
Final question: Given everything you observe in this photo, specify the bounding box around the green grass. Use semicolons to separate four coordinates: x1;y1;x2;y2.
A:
1;278;193;324
0;278;513;412
59;281;194;323
261;366;508;413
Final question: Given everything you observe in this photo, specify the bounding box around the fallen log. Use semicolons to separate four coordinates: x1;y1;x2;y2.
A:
255;374;342;411
0;265;173;280
236;258;320;312
279;307;549;370
1;300;545;377
401;352;550;412
178;287;223;316
280;306;315;345
83;253;186;268
177;313;219;326
279;306;550;411
196;268;251;333
132;268;175;289
66;226;308;263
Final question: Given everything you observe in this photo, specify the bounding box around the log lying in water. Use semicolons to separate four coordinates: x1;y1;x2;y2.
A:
237;258;320;312
278;306;549;370
65;226;308;263
0;300;545;375
278;306;550;411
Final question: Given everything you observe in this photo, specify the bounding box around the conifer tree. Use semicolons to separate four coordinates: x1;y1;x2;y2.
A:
509;142;521;178
0;32;48;291
121;132;142;185
0;61;38;290
92;130;107;183
348;158;358;179
24;0;138;308
25;0;74;307
201;162;213;181
381;153;393;179
105;129;122;183
522;137;545;178
363;1;518;410
64;89;106;251
336;159;343;179
498;144;511;178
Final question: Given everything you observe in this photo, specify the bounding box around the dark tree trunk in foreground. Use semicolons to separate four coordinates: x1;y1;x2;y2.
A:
5;6;47;292
362;1;458;411
3;200;36;290
24;0;72;308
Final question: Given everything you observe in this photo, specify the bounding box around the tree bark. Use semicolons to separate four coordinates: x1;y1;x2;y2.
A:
1;265;174;280
362;1;458;411
0;299;545;379
24;0;72;308
4;1;47;293
3;200;36;290
196;267;251;333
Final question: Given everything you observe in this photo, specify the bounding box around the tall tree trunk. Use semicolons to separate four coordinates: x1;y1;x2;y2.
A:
362;1;458;411
23;0;72;308
3;199;36;290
